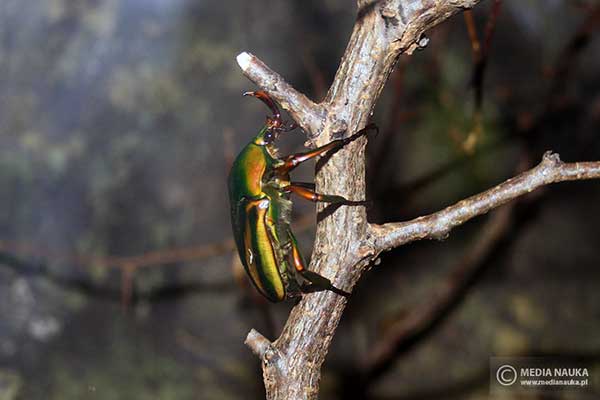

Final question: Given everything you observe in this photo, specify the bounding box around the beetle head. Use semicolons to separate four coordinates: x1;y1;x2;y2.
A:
253;125;279;146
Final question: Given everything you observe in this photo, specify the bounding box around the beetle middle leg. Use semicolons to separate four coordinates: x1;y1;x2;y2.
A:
285;183;368;206
275;123;378;173
286;228;350;297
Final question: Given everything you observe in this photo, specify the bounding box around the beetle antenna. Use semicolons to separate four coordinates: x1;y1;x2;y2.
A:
243;90;281;120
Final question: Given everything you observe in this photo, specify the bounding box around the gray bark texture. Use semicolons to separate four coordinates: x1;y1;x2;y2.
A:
237;1;600;398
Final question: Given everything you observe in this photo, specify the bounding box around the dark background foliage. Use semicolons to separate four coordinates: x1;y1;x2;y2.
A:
0;1;599;399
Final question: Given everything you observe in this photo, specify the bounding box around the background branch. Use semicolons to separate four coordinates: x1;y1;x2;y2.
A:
363;204;514;379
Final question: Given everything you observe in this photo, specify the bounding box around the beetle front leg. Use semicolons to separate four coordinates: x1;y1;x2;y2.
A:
287;229;350;298
276;123;378;173
286;183;368;206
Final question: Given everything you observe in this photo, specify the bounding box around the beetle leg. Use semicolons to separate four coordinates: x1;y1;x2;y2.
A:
276;123;378;173
289;181;315;190
285;183;368;206
287;228;350;297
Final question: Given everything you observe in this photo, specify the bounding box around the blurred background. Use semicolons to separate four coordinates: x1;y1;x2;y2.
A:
1;0;599;399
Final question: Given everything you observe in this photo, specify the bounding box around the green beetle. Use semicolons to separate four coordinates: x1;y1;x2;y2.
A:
228;91;373;302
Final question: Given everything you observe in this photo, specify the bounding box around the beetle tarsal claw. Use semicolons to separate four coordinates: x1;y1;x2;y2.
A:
299;270;350;297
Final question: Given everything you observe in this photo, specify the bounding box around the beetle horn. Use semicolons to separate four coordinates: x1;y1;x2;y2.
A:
243;90;281;120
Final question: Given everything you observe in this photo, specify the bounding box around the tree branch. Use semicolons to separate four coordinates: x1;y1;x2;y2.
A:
368;152;600;252
236;1;490;399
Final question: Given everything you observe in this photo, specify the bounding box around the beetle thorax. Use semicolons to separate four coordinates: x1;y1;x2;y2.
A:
265;143;280;159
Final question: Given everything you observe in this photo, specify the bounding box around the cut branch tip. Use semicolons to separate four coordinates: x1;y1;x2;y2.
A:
245;328;273;358
236;52;252;72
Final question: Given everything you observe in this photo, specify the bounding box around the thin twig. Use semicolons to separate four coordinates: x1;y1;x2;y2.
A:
464;10;481;60
0;208;317;308
0;250;234;303
0;238;235;271
369;152;600;252
462;0;502;153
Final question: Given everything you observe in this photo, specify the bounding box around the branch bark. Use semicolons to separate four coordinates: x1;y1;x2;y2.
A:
236;1;600;399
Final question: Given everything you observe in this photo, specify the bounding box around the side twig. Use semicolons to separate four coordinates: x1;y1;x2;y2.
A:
368;152;600;252
462;0;502;153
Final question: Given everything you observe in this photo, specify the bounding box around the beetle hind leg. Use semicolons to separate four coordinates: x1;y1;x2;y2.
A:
286;183;369;206
287;228;350;298
299;270;351;298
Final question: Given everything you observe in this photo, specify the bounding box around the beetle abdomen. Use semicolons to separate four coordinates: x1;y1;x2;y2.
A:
242;198;286;301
